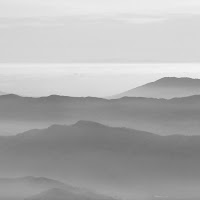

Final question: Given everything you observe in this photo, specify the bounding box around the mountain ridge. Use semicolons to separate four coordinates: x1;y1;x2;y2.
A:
25;187;116;200
1;121;200;198
1;93;200;135
111;77;200;99
0;175;116;200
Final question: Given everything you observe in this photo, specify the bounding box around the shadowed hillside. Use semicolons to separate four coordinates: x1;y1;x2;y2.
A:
0;94;200;135
0;122;200;199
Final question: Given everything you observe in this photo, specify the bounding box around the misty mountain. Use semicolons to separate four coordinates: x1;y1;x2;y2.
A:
1;121;200;198
0;94;200;135
26;188;73;200
0;176;64;199
0;176;64;188
111;77;200;99
0;91;6;96
26;187;115;200
26;188;82;200
0;176;114;200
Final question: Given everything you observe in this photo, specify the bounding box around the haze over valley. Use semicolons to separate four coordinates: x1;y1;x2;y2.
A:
1;0;200;199
1;77;200;135
0;74;200;199
1;121;200;199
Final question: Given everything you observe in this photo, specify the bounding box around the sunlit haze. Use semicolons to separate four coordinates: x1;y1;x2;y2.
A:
1;63;200;97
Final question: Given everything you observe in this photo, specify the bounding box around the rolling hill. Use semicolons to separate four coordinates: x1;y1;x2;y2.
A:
0;176;114;200
0;176;64;199
25;187;115;200
0;94;200;135
0;122;200;199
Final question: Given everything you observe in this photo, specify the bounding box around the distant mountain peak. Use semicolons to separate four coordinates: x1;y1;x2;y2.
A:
73;120;108;128
159;77;198;80
20;176;63;184
158;77;189;80
26;185;116;200
154;77;200;84
111;77;200;99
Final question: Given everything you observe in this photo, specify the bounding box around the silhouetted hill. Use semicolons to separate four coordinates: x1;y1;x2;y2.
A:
0;122;200;198
0;176;65;199
0;176;64;187
0;175;115;200
1;94;200;135
26;188;71;200
111;77;200;99
25;187;115;200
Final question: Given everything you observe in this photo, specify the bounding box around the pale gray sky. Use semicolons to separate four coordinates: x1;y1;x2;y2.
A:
1;0;200;17
0;15;200;63
1;64;200;97
0;0;200;62
0;0;200;83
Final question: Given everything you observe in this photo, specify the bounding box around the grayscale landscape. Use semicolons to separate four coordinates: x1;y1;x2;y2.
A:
1;77;200;200
1;0;200;200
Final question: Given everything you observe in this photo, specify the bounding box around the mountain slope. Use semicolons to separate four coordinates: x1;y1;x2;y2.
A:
0;176;65;198
0;94;200;135
26;187;115;200
0;176;64;188
1;122;200;198
0;91;6;96
111;77;200;99
0;176;114;200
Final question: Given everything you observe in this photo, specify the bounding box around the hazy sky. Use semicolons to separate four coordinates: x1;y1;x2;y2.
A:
1;0;200;17
0;0;200;62
0;0;200;93
1;64;200;97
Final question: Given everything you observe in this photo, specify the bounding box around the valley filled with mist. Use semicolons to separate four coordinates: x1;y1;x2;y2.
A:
0;77;200;200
